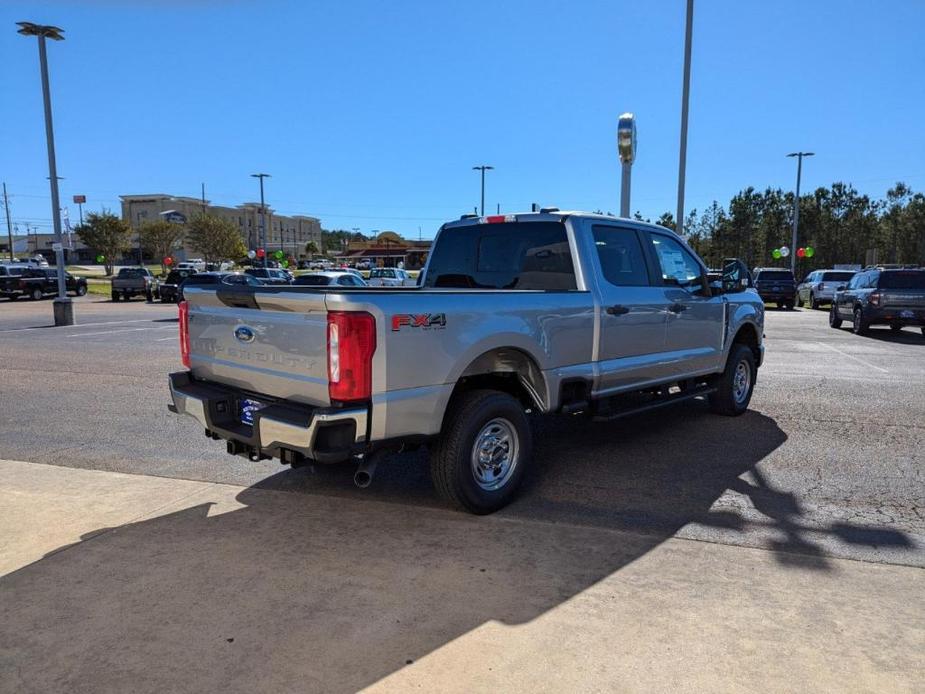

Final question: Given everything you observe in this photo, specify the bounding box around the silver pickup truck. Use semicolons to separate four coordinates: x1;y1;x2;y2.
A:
168;211;764;513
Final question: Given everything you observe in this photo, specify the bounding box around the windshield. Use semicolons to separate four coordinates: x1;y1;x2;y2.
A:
293;275;333;286
878;271;925;289
821;272;854;282
756;270;793;281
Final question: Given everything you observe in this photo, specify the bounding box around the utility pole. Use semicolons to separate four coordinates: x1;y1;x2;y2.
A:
17;21;72;325
472;165;494;216
251;173;270;268
201;182;207;214
675;0;694;237
617;113;637;217
3;183;14;261
787;151;814;274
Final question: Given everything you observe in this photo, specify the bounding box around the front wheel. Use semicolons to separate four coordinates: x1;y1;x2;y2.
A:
810;294;820;310
829;305;843;328
796;293;804;308
75;285;87;297
430;390;532;514
890;324;902;333
31;288;43;301
709;344;756;416
111;291;120;302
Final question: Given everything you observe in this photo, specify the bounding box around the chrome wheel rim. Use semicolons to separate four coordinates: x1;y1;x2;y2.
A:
470;418;519;491
733;360;751;405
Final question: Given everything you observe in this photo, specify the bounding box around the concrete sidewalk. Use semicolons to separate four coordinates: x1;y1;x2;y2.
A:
0;458;922;693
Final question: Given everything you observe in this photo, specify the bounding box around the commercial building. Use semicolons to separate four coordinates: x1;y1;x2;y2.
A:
120;194;322;261
336;231;431;269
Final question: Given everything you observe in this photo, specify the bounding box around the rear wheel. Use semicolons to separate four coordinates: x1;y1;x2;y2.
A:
111;291;120;302
75;285;87;297
430;390;531;514
852;308;869;335
709;344;756;416
890;324;902;333
31;288;43;301
810;293;820;310
829;305;843;328
145;289;153;302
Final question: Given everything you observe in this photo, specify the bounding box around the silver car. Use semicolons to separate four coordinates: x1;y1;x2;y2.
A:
797;269;857;309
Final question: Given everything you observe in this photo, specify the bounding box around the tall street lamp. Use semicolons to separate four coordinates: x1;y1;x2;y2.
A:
675;0;694;236
617;113;637;217
251;173;270;268
472;165;493;217
17;20;72;325
787;152;814;274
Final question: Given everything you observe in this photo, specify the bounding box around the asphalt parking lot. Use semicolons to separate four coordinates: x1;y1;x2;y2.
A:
1;295;923;565
2;296;923;691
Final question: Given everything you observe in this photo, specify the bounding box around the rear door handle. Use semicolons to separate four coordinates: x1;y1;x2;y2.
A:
606;305;630;316
668;303;688;314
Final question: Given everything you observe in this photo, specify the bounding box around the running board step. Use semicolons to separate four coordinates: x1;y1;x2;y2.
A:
592;385;717;422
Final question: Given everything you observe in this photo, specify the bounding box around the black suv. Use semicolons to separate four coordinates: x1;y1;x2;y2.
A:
830;267;925;335
15;268;88;301
752;268;797;309
159;269;197;303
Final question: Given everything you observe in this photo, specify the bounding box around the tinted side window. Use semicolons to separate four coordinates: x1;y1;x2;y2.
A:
650;234;703;289
592;225;649;287
424;222;576;290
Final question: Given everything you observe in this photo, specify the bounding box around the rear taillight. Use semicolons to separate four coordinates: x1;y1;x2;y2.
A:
327;311;376;402
869;292;881;307
484;214;516;224
179;300;191;368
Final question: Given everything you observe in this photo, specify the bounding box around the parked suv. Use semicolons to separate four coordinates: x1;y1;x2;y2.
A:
753;268;796;309
830;267;925;335
159;269;197;303
797;269;857;309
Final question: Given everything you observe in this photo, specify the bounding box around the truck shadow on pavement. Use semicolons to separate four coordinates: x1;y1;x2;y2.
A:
0;405;915;693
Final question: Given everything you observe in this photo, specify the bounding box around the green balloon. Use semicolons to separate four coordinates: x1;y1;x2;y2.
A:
772;249;781;259
805;246;815;258
274;250;284;259
96;254;105;263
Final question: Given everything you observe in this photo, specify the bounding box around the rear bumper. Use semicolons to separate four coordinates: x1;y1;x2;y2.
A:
168;371;368;464
863;307;925;327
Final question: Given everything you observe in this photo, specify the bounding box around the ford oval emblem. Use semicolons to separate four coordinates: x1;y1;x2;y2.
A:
234;326;256;343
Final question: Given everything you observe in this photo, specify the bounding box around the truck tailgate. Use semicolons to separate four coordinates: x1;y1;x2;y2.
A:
185;286;330;406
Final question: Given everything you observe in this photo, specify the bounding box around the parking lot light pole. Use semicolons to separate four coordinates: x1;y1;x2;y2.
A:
676;0;694;237
617;113;637;217
472;165;493;217
787;152;814;274
17;20;72;325
251;173;270;268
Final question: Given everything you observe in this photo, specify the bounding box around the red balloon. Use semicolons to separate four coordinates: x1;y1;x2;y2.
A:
797;248;806;258
256;248;266;258
164;256;173;266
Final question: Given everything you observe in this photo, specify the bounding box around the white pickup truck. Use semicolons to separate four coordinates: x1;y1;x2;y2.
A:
168;211;763;513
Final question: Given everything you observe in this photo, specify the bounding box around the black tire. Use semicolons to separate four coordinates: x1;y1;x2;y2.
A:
429;390;532;514
852;308;869;336
829;305;843;329
111;291;120;302
145;289;153;303
890;324;902;333
7;294;17;302
785;300;795;310
75;285;87;297
796;293;804;308
31;288;43;301
709;344;756;416
810;294;820;310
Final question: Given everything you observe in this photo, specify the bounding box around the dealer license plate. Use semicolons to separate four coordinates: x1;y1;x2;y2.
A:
900;310;914;319
240;398;265;426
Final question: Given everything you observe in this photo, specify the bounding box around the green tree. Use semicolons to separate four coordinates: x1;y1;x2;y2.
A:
304;241;319;256
138;219;186;274
74;211;133;275
186;215;247;263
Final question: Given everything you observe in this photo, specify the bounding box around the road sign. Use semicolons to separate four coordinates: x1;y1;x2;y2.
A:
52;242;62;251
73;195;86;204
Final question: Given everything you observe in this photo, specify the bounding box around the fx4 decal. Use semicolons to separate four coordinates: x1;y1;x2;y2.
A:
392;313;447;331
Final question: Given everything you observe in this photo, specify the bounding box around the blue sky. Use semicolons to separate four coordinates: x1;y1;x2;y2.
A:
2;0;923;239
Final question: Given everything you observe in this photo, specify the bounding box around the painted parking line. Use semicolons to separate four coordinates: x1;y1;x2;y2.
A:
0;318;161;334
68;326;175;338
816;341;889;373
